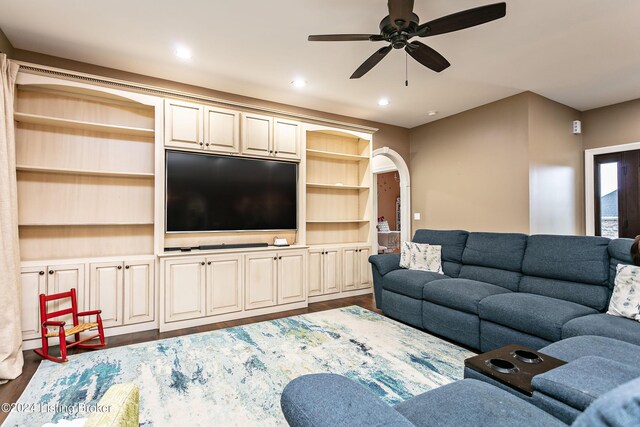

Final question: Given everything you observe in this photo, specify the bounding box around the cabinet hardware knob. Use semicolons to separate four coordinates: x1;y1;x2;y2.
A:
205;143;210;146
275;151;279;154
207;261;212;265
199;142;204;146
39;271;45;275
49;270;54;275
125;265;130;269
200;262;205;266
274;257;278;260
117;265;122;270
321;251;325;255
279;256;282;260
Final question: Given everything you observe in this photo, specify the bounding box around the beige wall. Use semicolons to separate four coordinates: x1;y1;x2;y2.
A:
582;99;640;150
409;93;531;233
12;49;410;164
376;172;400;231
0;27;14;56
409;92;584;235
528;93;584;234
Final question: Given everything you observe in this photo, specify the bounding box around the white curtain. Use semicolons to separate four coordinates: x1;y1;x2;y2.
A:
0;53;23;383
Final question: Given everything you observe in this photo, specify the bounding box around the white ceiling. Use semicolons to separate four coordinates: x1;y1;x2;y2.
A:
1;0;639;128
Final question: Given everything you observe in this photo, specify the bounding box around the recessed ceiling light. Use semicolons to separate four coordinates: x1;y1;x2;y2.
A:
291;78;307;88
378;98;390;107
175;46;192;60
427;110;438;116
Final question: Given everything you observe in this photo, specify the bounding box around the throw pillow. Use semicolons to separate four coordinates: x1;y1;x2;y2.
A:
400;242;444;274
607;264;640;322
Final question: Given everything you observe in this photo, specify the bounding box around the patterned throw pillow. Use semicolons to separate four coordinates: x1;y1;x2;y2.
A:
607;264;640;322
399;242;444;274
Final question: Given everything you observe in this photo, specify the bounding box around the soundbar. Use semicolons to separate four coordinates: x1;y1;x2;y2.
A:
199;243;269;250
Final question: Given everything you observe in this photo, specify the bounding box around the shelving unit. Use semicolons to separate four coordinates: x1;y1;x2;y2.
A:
305;130;373;246
14;85;156;261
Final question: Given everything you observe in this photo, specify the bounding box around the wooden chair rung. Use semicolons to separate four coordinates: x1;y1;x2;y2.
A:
45;322;98;337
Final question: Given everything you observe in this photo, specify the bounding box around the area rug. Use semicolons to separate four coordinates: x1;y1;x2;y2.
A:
4;306;474;426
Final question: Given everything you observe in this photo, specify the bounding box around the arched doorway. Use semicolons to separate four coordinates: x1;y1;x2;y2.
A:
372;147;411;245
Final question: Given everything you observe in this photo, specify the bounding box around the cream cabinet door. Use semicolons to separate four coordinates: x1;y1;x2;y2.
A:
165;99;204;149
323;248;341;294
278;250;306;305
21;266;47;340
342;248;359;292
205;106;240;154
164;258;206;322
273;118;301;160
358;247;372;289
245;253;277;310
123;259;154;325
241;113;273;157
47;263;85;326
206;254;243;316
308;249;323;297
89;262;123;328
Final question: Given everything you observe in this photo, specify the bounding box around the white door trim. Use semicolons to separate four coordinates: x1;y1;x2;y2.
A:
372;147;411;243
585;141;640;235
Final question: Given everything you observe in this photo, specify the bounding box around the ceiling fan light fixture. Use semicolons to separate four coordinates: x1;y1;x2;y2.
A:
291;78;307;88
378;98;390;106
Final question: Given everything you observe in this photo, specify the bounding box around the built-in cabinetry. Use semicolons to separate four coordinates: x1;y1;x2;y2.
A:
160;248;306;331
165;100;301;160
14;68;376;348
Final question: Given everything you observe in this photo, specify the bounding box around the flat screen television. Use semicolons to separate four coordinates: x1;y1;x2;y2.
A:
166;150;297;232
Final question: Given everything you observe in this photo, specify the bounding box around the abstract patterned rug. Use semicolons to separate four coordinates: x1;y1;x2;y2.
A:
5;306;473;426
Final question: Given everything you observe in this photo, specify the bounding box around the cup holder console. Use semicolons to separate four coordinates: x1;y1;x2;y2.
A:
485;358;519;374
512;349;543;364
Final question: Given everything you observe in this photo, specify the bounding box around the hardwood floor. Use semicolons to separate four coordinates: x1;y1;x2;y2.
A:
0;295;381;423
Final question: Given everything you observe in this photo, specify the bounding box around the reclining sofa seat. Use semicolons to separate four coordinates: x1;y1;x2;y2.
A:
369;229;640;350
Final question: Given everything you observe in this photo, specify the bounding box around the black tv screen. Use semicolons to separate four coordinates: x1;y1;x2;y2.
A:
166;151;297;232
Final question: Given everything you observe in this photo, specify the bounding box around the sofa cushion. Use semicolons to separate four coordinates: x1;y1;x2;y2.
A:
394;379;565;427
422;279;512;315
459;266;522;292
479;293;597;342
608;238;634;289
573;376;640;427
462;232;528;272
540;335;640;366
383;269;449;299
412;229;468;277
519;276;611;311
532;356;640;411
562;313;640;346
522;235;610;285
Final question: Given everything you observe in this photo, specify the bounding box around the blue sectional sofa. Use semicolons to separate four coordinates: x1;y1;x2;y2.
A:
369;229;640;351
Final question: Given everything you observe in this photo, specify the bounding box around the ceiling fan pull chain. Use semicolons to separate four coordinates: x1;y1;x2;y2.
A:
405;51;409;87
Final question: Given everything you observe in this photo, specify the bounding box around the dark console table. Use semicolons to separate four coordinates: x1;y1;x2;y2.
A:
464;345;566;396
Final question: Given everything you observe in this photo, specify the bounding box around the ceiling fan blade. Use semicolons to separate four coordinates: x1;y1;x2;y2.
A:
350;45;393;79
388;0;414;30
416;2;506;37
405;41;450;73
308;34;383;42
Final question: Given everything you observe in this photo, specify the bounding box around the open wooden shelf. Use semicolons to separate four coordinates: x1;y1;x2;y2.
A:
306;149;369;161
306;219;370;224
306;182;369;190
16;165;154;179
14;112;155;138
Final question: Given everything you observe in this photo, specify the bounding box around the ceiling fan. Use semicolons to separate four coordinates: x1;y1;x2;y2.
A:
308;0;506;79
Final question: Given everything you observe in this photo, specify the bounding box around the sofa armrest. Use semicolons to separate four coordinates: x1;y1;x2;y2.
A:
369;254;402;276
281;374;414;427
532;356;640;411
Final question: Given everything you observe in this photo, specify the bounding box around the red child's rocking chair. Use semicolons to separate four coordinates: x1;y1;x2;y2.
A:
34;288;107;363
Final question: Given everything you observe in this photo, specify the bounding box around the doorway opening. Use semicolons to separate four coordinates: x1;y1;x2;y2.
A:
372;147;411;254
594;150;640;238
